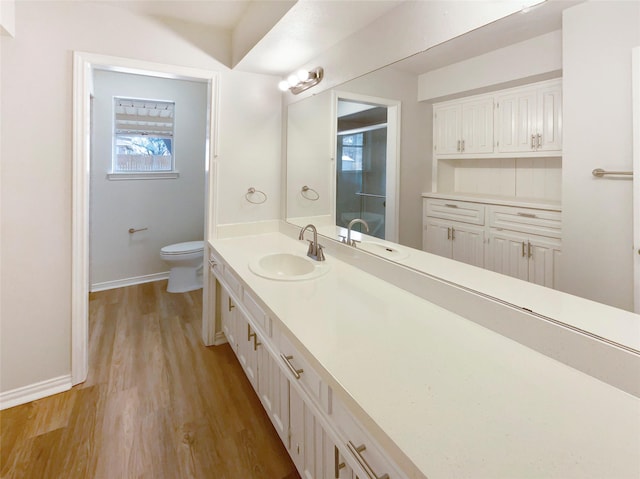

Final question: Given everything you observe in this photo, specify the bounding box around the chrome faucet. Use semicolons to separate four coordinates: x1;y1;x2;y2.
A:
343;218;370;247
298;224;325;261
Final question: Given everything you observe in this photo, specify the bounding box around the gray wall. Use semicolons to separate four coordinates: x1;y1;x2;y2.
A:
91;70;207;289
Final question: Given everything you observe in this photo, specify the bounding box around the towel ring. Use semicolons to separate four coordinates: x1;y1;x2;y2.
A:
246;187;267;204
301;185;320;201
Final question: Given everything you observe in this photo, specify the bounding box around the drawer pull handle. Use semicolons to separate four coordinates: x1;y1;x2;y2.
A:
247;325;261;350
208;259;217;268
522;241;526;258
517;212;537;218
334;446;346;478
347;441;389;479
228;297;235;312
444;203;458;208
531;134;536;150
247;324;255;342
280;354;303;379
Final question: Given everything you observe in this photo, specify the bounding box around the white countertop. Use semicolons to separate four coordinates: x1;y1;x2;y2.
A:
210;232;640;479
422;192;562;211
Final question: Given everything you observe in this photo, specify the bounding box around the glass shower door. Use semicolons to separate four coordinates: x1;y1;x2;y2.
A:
336;125;387;239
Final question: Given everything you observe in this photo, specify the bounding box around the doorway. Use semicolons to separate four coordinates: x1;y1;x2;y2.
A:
332;92;400;242
72;52;219;386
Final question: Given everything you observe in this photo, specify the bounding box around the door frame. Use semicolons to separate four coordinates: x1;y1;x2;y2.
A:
632;46;640;313
331;91;401;243
72;52;219;385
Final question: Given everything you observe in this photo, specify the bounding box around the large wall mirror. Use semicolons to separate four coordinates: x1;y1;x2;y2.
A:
285;0;640;331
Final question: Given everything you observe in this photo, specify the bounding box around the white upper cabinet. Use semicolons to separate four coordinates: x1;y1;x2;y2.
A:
434;78;562;158
434;96;494;156
495;79;562;154
462;98;495;154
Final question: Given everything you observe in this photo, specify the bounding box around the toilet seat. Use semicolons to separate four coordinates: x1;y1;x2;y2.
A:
160;241;204;256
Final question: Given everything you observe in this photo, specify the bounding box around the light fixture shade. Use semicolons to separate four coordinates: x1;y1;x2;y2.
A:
278;80;290;91
278;67;324;95
287;74;299;87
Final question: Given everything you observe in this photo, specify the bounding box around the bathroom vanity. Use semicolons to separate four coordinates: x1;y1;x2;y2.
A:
207;226;639;479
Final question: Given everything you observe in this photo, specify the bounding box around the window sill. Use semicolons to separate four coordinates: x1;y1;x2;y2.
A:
106;172;180;181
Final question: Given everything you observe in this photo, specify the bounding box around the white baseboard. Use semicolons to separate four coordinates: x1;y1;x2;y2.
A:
90;272;169;292
0;375;72;410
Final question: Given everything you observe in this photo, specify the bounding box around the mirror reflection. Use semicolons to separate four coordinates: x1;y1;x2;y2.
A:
285;1;639;316
336;101;388;240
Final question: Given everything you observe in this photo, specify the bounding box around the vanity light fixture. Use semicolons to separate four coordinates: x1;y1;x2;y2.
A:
278;67;324;95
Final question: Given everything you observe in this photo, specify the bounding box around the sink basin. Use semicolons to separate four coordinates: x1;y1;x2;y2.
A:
358;241;410;260
249;253;330;281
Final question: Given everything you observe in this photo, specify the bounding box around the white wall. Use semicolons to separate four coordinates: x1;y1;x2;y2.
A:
286;90;334;221
0;1;281;396
560;1;640;311
91;70;207;289
418;30;562;101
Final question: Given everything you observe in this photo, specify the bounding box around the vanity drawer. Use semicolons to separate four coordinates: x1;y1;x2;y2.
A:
278;333;330;412
208;249;224;274
222;265;242;297
424;198;485;225
488;205;561;238
243;289;268;335
332;394;405;479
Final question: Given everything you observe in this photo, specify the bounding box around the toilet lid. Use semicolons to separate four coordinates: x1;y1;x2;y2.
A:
161;241;204;255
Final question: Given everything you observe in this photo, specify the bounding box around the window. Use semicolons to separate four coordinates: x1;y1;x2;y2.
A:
112;97;176;176
339;132;364;171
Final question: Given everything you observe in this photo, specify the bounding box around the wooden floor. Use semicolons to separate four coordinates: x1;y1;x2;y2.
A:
0;281;300;479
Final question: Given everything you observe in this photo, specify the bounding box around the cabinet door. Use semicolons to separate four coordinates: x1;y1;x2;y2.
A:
221;288;237;351
289;385;321;479
527;236;561;288
536;83;562;152
433;104;462;155
257;345;290;446
488;230;529;281
450;222;485;268
236;310;258;391
423;218;453;258
461;98;494;154
495;89;537;153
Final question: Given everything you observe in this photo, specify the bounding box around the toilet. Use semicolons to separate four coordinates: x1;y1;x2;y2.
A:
160;241;204;293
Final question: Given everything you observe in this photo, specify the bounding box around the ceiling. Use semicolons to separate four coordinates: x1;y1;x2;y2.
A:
108;0;253;29
105;0;576;78
108;0;404;75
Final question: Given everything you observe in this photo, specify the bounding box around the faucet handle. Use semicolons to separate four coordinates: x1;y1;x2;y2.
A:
306;239;315;255
316;244;325;261
350;239;361;247
339;235;347;243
